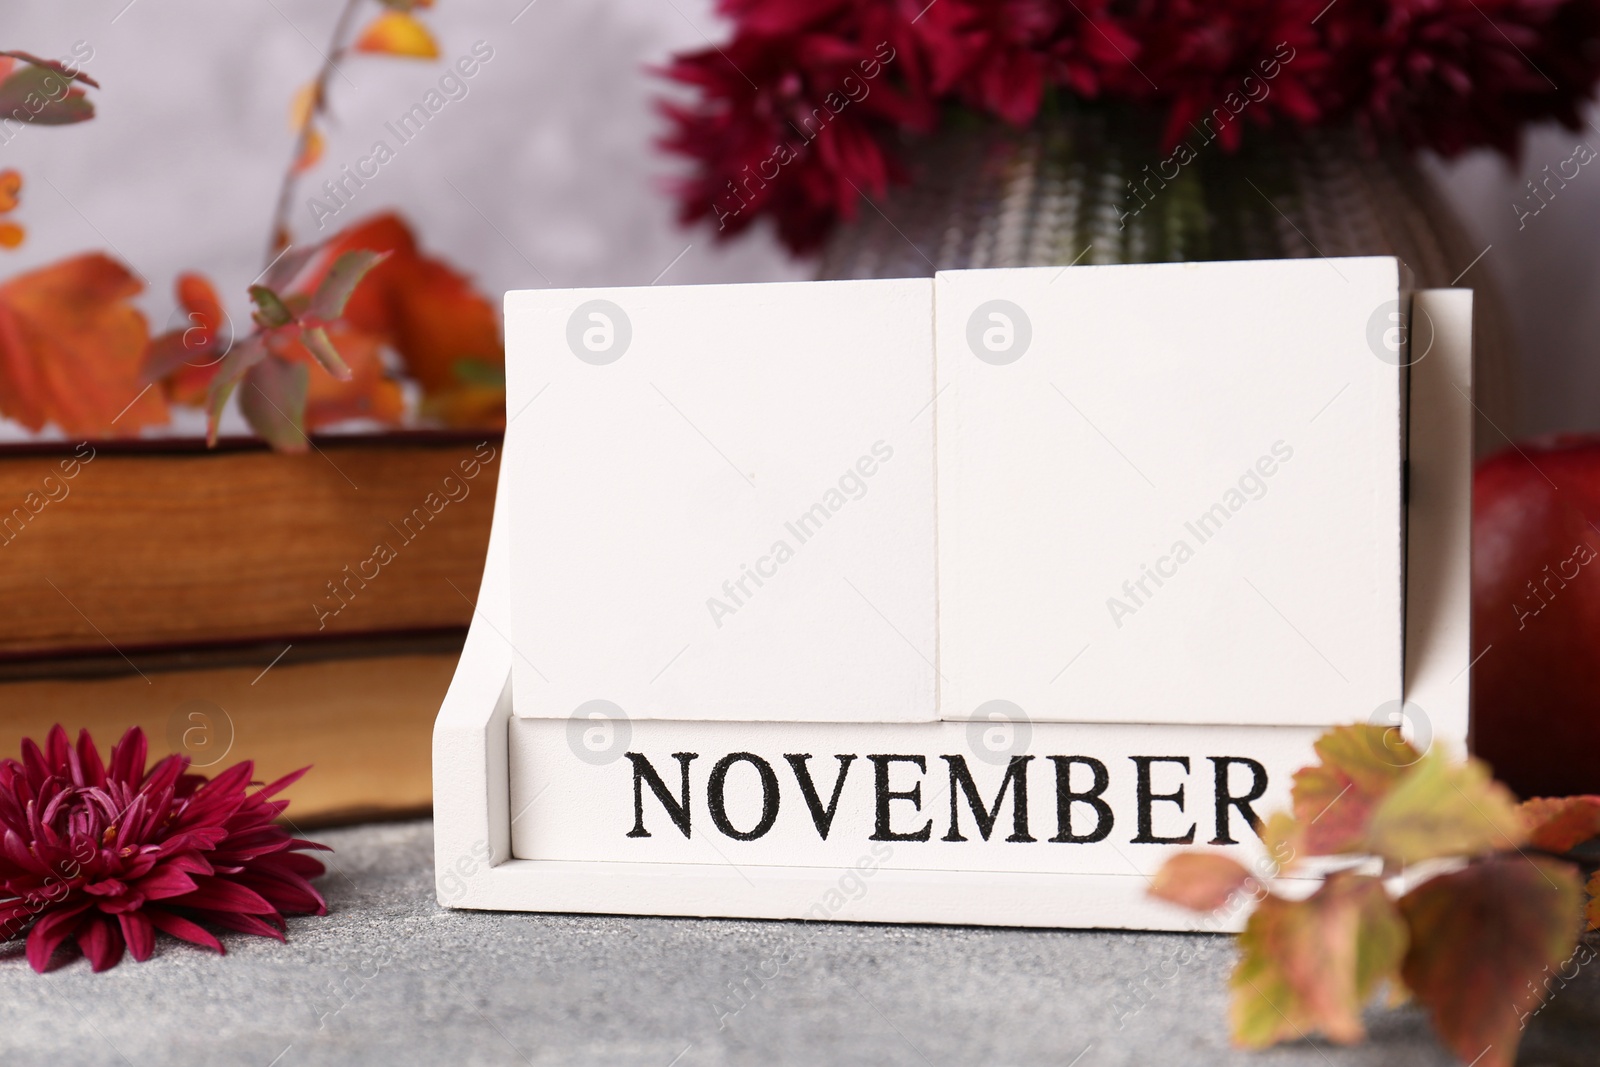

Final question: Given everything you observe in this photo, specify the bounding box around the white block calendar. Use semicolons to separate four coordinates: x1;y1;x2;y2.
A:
434;258;1474;931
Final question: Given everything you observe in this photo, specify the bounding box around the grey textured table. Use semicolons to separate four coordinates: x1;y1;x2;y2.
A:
1;820;1592;1066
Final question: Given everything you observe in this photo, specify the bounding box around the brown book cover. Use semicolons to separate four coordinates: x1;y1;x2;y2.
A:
0;638;453;825
0;433;498;660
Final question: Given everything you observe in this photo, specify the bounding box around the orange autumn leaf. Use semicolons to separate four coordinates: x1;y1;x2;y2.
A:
270;324;405;429
354;12;440;59
289;82;318;131
1520;795;1600;853
0;253;167;435
288;83;325;174
146;272;231;407
0;169;22;248
294;127;325;174
320;213;504;426
419;381;505;428
175;272;227;342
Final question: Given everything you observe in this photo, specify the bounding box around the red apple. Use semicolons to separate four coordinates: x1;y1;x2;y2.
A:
1473;434;1600;797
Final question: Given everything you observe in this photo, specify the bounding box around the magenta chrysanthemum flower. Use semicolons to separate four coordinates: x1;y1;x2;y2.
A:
658;0;1600;251
0;725;328;973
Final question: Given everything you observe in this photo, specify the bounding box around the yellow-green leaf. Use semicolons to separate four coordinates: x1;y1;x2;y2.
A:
300;326;353;381
1230;872;1406;1049
1259;810;1302;876
1365;748;1525;867
238;357;310;453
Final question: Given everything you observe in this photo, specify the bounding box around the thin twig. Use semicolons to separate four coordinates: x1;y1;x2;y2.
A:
264;0;366;265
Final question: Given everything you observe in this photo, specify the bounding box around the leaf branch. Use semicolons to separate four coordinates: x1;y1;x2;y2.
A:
264;0;367;264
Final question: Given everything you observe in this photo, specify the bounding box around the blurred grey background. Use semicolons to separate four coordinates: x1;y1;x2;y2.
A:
0;0;1594;440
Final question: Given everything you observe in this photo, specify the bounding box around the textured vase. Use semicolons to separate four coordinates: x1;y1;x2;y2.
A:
818;109;1514;444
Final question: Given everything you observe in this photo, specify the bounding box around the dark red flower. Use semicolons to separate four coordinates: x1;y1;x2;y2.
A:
0;725;328;972
657;0;1600;252
1115;0;1330;151
912;0;1135;125
658;0;935;251
1318;0;1600;157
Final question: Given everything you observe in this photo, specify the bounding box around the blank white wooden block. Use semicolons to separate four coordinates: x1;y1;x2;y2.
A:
502;279;937;723
934;259;1405;727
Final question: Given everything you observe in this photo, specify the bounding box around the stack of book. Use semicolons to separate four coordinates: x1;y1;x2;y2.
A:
0;431;497;824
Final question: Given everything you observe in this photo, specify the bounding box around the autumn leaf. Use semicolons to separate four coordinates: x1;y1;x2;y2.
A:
289;82;318;131
192;246;394;444
0;253;166;435
238;356;310;452
1150;853;1258;913
204;336;268;444
0;169;23;250
1364;748;1526;867
320;213;504;427
1399;855;1582;1067
260;244;321;294
145;273;230;405
285;81;329;174
294;126;326;174
308;250;387;322
1258;810;1303;876
1291;724;1420;857
354;11;440;58
1520;796;1600;853
272;325;405;431
1231;873;1406;1049
0;61;95;126
249;284;296;329
299;326;352;379
0;51;100;89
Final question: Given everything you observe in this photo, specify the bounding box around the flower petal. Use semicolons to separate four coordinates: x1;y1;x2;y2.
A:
74;728;106;788
76;914;125;972
256;765;314;800
133;866;198;901
204;911;287;941
146;909;223;954
107;727;148;788
173;876;278;915
118;911;154;962
25;902;88;972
